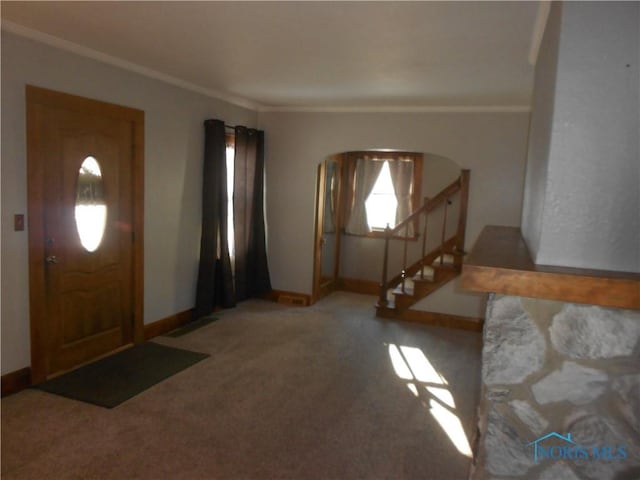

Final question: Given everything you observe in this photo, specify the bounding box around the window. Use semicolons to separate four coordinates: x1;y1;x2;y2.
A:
364;161;397;230
75;156;106;252
226;135;235;263
342;151;422;238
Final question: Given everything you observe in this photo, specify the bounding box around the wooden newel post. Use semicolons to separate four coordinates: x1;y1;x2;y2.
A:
456;170;470;262
379;224;391;306
401;222;409;292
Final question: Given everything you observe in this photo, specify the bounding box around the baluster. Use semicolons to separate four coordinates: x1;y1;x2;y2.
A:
379;224;391;306
440;199;449;266
455;170;470;266
420;210;428;279
401;222;409;292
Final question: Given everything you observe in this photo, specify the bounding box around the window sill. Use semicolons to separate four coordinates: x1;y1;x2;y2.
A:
343;230;419;241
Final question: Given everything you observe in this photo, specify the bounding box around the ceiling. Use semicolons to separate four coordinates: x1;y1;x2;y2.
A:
1;1;541;111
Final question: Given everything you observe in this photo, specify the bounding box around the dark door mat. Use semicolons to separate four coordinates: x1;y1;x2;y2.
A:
164;316;217;337
33;342;209;408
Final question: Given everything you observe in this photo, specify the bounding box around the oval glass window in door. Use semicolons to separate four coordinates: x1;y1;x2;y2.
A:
75;156;107;252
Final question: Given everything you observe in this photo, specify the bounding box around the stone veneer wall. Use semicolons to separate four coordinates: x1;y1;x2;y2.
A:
473;294;640;480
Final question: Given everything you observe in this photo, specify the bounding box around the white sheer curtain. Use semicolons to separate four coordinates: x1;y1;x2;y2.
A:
345;157;384;235
388;158;415;235
323;162;337;233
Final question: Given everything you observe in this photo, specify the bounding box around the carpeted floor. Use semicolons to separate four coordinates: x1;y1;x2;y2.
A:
1;292;482;480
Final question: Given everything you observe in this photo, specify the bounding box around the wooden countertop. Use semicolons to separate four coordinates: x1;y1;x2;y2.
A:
461;226;640;310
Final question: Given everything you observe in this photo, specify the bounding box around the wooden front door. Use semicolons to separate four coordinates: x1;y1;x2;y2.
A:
27;86;145;382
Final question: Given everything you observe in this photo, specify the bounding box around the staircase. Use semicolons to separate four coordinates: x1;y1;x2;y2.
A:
375;170;477;328
382;251;460;311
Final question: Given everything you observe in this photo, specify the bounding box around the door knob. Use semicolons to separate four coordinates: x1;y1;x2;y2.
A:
45;255;59;264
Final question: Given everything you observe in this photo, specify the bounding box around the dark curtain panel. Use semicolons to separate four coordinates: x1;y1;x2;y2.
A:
233;126;272;301
193;119;235;320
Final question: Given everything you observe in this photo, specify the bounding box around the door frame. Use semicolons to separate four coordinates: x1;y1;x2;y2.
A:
312;155;342;303
26;85;145;383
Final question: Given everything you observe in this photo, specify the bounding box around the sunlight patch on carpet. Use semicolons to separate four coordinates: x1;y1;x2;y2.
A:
407;383;419;397
388;343;473;458
399;345;447;385
430;400;473;457
388;344;413;380
427;386;456;408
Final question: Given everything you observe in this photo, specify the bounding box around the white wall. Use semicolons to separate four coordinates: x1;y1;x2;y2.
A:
259;111;530;318
520;1;562;259
522;1;640;272
1;32;257;374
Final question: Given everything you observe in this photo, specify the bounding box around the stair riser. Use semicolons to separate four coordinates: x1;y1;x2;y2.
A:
374;306;483;332
413;272;437;283
394;295;415;311
393;270;459;309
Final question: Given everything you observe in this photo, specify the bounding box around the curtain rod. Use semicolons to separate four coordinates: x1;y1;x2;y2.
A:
225;124;259;133
207;120;254;131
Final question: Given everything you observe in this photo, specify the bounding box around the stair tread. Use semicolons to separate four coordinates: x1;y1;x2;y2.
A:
392;284;414;296
434;261;457;268
390;268;460;309
412;266;436;282
433;253;455;265
393;266;460;296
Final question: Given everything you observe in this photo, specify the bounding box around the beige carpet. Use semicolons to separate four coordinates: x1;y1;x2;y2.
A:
1;292;482;479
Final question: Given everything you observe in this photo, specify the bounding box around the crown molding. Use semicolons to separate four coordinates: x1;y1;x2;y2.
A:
528;0;552;66
258;105;531;113
1;20;262;111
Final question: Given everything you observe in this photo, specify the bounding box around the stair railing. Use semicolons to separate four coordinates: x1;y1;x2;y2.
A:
378;170;470;307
